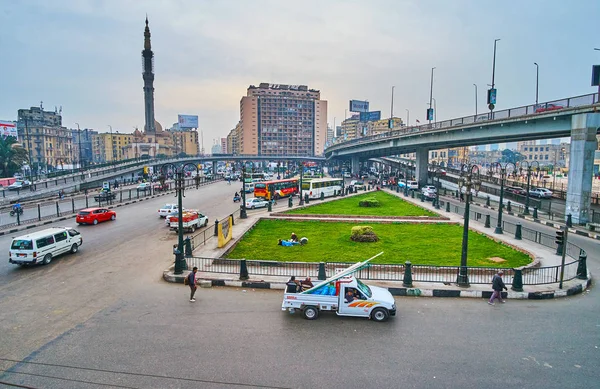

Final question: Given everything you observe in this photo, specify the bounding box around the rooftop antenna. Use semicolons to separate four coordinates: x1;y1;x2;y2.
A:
40;101;43;110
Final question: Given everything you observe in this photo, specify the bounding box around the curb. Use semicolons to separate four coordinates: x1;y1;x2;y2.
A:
162;268;592;300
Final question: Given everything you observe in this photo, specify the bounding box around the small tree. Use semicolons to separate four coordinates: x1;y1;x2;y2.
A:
359;197;380;207
350;226;379;242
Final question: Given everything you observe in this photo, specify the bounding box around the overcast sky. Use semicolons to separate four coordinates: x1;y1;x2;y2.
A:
1;0;599;147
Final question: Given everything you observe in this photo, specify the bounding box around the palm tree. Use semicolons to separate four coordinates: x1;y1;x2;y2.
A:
0;136;28;177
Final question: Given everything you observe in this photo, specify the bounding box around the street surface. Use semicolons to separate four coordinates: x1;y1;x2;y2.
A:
0;181;598;388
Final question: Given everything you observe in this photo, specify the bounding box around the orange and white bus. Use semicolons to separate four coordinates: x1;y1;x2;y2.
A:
254;178;299;200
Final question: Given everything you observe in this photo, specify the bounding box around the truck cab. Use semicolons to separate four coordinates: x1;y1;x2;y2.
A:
282;254;396;322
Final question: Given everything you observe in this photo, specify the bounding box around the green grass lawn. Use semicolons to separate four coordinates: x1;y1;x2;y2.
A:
284;190;438;217
227;219;531;268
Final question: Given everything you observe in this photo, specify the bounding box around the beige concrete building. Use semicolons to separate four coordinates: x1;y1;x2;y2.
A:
237;83;328;157
518;141;569;168
340;115;360;142
17;106;74;170
367;117;404;136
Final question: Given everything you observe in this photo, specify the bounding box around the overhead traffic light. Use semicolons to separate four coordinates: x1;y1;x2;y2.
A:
555;230;564;246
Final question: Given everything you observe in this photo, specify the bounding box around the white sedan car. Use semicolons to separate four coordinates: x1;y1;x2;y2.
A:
245;198;269;209
158;204;179;218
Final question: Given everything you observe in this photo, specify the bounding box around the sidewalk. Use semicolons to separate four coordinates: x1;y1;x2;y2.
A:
163;189;593;300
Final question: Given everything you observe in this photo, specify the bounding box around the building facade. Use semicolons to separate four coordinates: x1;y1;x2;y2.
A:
17;106;74;171
237;83;328;157
518;141;569;168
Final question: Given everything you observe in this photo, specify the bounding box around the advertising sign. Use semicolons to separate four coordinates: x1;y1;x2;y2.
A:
426;108;434;121
349;100;369;113
0;120;17;140
487;88;497;105
359;111;381;122
592;65;600;87
178;114;199;129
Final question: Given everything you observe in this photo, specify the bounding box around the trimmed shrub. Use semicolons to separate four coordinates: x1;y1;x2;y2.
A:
350;226;379;242
359;197;380;207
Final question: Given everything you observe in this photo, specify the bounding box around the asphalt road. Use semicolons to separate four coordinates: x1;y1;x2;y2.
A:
0;184;598;388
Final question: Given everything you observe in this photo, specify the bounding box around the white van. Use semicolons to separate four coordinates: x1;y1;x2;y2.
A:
9;227;83;266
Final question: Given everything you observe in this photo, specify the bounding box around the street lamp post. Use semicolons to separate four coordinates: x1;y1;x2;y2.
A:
490;162;515;234
519;160;540;215
489;38;500;117
299;161;304;205
456;162;481;287
434;164;443;210
432;98;437;123
404;164;409;196
473;84;478;117
240;164;247;219
405;109;410;126
428;67;435;125
107;125;113;164
161;162;196;274
534;62;539;106
76;123;82;171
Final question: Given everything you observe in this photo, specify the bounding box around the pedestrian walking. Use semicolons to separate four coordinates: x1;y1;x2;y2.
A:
488;270;508;305
187;267;198;302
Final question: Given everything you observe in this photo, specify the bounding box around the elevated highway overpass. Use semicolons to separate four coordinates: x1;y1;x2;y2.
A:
325;93;600;224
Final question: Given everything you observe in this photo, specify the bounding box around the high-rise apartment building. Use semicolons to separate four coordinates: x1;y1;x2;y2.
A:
17;106;74;170
238;83;327;157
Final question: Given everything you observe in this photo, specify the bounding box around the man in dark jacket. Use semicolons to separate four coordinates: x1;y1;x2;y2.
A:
188;267;198;302
488;270;507;305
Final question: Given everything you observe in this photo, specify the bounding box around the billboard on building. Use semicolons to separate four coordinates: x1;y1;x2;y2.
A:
0;120;17;140
349;100;369;113
178;115;199;129
359;111;381;122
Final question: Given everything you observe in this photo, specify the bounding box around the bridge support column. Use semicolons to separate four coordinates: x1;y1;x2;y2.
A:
566;113;599;224
415;148;429;188
351;156;360;176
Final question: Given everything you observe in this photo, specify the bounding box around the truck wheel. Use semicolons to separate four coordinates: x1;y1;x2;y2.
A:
191;225;196;233
204;220;208;227
371;308;389;322
43;254;52;265
70;244;78;254
303;306;319;320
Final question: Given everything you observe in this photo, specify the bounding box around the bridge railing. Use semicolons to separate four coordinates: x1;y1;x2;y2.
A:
327;92;599;151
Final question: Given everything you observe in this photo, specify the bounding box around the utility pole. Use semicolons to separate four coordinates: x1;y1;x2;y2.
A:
76;123;82;170
534;62;539;106
488;39;500;117
428;67;435;125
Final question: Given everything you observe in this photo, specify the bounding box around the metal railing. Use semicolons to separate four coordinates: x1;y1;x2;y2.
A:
327;92;599;152
0;177;222;230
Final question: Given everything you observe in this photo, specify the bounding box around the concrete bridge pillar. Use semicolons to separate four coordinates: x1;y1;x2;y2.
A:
566;113;600;224
351;156;360;175
415;148;429;187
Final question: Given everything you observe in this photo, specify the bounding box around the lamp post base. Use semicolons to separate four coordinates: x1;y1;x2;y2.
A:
494;226;503;234
456;272;470;287
240;207;247;219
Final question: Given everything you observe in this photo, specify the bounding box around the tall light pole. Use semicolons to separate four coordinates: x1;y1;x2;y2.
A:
488;39;500;117
240;163;247;219
534;62;539;106
107;125;113;163
457;162;481;287
405;109;410;126
473;84;478;117
519;160;540;215
432;98;437;123
491;162;515;234
428;67;435;125
390;86;395;129
75;123;82;171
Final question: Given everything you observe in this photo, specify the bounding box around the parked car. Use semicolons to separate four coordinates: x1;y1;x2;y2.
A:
153;182;170;192
505;186;527;196
406;180;419;190
529;188;553;199
137;182;150;192
353;181;366;190
421;186;436;200
8;180;31;191
245;197;269;209
76;208;117;225
158;204;179;218
343;172;351;178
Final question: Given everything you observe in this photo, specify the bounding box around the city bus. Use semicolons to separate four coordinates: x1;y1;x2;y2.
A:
254;178;299;200
301;178;344;199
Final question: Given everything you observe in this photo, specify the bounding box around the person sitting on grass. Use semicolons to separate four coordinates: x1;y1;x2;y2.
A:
290;232;298;242
278;239;299;247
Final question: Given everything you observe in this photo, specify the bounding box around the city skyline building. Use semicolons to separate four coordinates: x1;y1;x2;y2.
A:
236;83;328;157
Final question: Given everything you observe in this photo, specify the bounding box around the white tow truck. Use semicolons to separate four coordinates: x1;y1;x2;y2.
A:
281;253;397;322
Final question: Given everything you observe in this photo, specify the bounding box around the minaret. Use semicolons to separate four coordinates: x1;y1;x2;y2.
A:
142;16;155;135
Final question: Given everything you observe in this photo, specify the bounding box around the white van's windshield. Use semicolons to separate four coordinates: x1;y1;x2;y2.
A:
11;240;33;250
356;279;372;298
